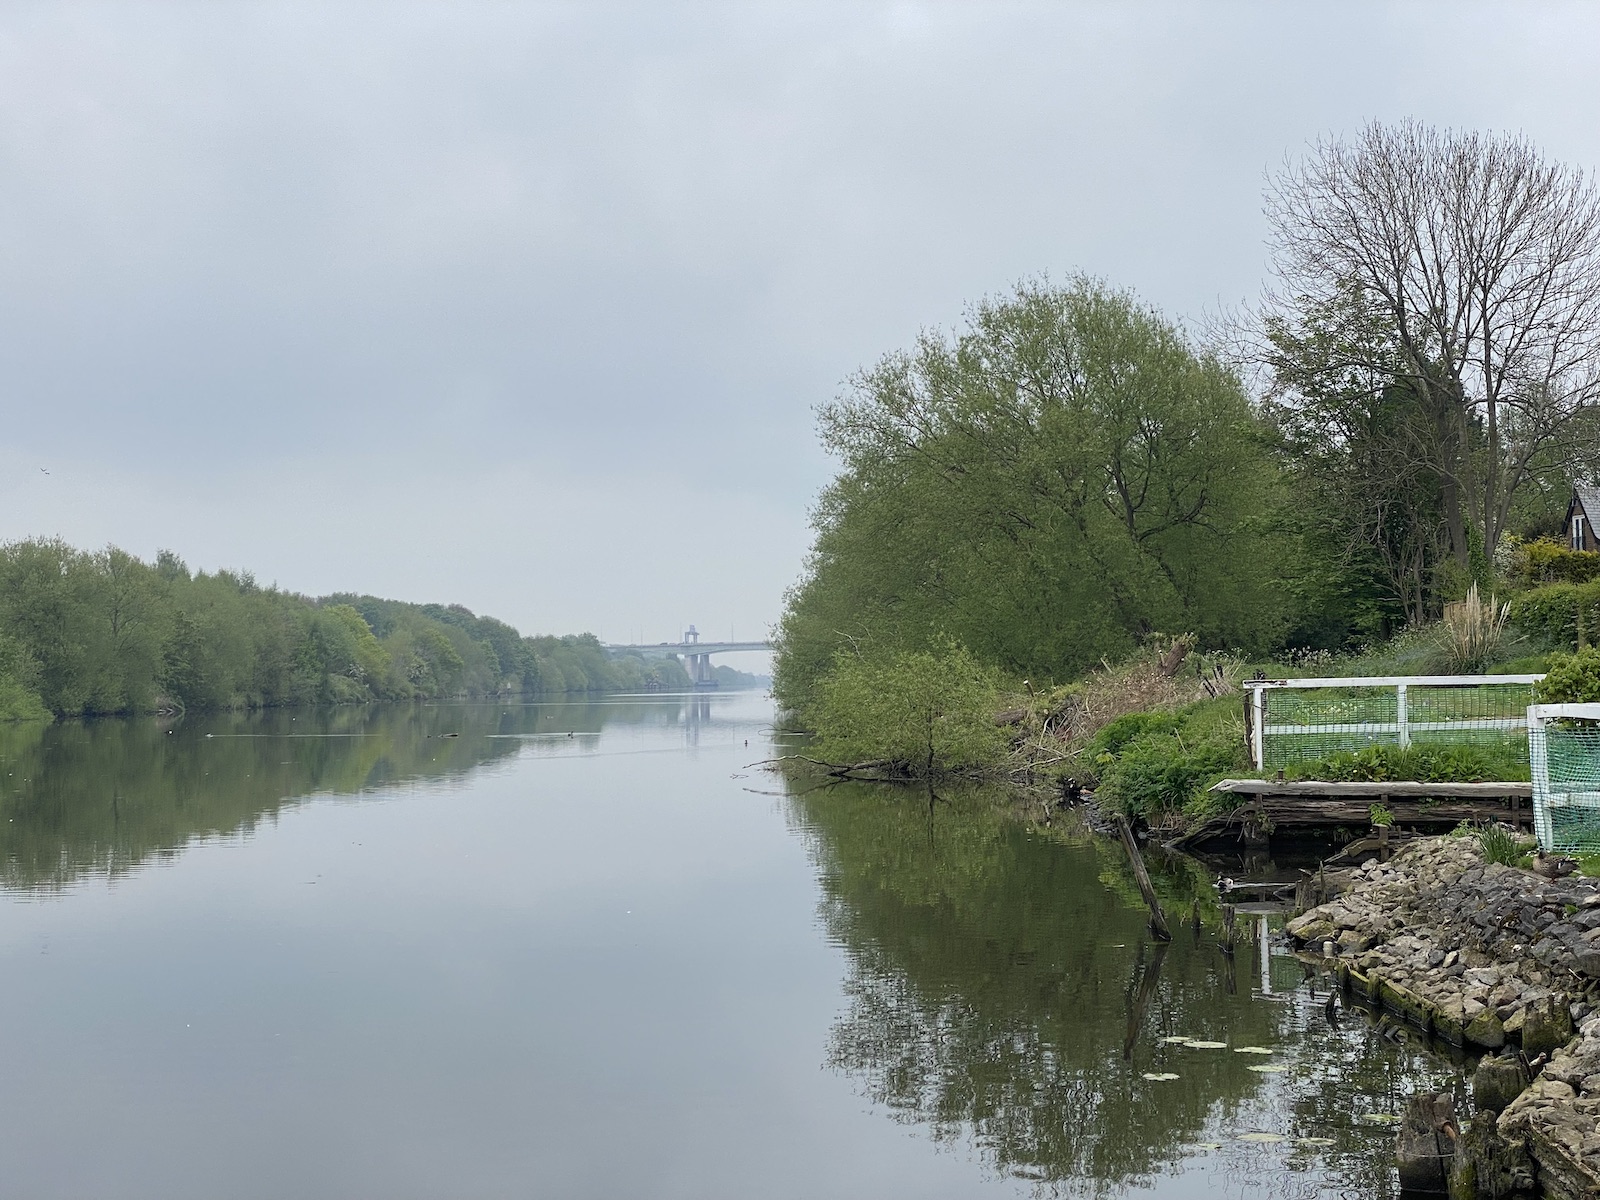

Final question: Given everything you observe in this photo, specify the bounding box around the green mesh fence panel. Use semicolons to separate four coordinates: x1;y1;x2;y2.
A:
1530;711;1600;855
1255;679;1538;771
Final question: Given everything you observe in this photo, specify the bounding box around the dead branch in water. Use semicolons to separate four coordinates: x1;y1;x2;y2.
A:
751;754;905;780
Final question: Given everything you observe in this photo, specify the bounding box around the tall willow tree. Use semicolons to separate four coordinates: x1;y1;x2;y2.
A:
775;278;1288;712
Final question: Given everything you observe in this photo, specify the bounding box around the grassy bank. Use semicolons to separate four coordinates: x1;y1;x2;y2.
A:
784;600;1600;836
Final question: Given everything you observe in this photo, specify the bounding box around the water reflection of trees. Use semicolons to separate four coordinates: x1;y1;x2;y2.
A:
789;783;1467;1198
0;697;695;891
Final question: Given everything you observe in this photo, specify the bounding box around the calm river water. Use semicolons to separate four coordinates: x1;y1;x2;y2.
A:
0;691;1466;1198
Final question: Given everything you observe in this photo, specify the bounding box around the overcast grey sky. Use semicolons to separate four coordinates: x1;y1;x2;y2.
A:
2;3;1598;652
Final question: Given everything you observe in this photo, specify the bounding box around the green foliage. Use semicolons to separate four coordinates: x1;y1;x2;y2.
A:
1368;803;1393;828
0;537;649;716
1263;284;1453;631
1086;711;1184;762
1509;580;1600;651
1283;743;1528;784
774;277;1291;715
806;643;1008;775
1091;698;1249;819
710;663;767;689
1534;647;1600;704
1503;538;1600;588
0;632;49;722
1475;824;1523;867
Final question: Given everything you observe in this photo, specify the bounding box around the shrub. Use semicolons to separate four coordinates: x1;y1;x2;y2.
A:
1509;579;1600;650
1096;730;1244;819
1504;537;1600;588
1085;710;1184;761
1284;743;1528;783
1534;647;1600;704
805;641;1008;774
0;634;49;723
1092;699;1249;819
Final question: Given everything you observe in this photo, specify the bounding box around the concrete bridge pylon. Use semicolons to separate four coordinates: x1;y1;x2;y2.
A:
604;625;773;690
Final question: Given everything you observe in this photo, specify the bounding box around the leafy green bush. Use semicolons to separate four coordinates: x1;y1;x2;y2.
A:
1096;730;1244;819
805;641;1008;775
1091;698;1249;819
1504;537;1600;588
1284;742;1528;783
1534;647;1600;704
1085;710;1184;761
1509;579;1600;651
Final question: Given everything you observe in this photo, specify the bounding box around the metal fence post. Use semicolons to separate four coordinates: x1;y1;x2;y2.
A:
1252;685;1267;770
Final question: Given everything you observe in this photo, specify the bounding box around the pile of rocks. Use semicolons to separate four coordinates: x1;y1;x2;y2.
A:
1286;836;1600;1197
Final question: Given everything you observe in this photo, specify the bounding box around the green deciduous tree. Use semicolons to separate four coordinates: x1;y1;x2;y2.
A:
776;277;1289;712
807;642;1007;775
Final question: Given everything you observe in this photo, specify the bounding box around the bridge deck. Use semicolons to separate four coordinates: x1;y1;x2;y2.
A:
606;642;771;655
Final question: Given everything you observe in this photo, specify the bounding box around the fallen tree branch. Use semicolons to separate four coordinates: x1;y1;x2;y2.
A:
750;754;904;780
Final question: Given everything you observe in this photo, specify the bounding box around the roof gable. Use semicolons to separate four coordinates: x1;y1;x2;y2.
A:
1577;483;1600;523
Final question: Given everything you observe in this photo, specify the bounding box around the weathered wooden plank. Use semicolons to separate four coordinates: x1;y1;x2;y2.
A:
1211;779;1531;799
1171;794;1532;851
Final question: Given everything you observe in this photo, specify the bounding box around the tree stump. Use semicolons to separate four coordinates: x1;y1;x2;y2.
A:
1471;1054;1530;1115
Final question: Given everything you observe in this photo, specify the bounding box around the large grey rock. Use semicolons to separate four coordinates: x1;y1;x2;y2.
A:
1523;994;1575;1060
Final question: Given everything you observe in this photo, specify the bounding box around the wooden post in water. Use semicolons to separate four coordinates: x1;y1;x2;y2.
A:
1220;904;1237;958
1116;815;1171;941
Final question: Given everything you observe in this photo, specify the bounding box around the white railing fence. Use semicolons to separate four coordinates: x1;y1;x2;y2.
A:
1246;674;1544;772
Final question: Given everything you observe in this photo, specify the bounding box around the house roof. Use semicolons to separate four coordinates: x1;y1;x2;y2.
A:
1578;483;1600;522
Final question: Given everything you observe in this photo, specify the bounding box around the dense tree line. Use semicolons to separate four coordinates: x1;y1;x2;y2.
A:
0;538;689;718
777;121;1600;716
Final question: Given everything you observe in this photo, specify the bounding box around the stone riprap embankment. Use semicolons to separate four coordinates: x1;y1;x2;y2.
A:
1286;836;1600;1198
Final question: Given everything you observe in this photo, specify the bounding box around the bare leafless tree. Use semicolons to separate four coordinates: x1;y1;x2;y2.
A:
1264;120;1600;565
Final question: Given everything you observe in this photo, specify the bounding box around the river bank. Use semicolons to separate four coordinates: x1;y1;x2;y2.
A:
1286;835;1600;1197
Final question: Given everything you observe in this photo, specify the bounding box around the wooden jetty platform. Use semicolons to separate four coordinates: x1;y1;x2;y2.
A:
1170;779;1532;852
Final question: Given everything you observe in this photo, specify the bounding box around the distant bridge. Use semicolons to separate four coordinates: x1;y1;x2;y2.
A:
606;626;772;687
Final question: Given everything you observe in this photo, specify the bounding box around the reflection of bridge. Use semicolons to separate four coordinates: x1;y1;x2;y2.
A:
606;626;772;688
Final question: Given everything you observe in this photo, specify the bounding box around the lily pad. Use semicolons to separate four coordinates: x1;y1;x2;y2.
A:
1247;1064;1288;1073
1160;1035;1195;1044
1184;1040;1228;1049
1232;1046;1274;1054
1358;1113;1400;1125
1192;1142;1224;1152
1296;1137;1336;1147
1142;1072;1180;1081
1237;1132;1287;1143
